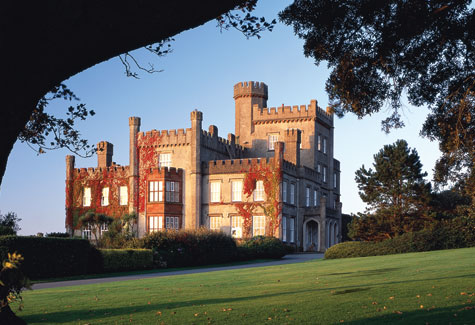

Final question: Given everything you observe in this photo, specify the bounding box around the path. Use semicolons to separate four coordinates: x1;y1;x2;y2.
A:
33;253;323;290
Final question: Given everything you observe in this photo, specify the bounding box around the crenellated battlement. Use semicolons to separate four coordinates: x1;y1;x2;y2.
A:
205;157;275;174
282;160;298;174
201;130;245;156
74;165;130;177
234;81;268;99
252;99;333;125
137;128;192;146
147;166;183;177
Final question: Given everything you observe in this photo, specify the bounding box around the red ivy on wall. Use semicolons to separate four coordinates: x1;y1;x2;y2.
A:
137;133;162;213
66;168;129;229
234;162;283;238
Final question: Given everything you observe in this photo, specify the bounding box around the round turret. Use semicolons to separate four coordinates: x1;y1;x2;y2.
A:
233;81;268;100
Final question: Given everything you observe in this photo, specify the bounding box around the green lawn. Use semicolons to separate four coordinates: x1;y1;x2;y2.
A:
17;248;475;324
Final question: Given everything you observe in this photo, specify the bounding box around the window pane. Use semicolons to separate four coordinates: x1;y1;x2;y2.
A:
253;216;265;236
282;216;287;242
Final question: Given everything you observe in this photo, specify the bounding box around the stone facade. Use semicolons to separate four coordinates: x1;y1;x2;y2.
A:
65;81;342;251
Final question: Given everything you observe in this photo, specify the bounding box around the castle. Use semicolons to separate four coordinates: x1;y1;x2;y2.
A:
65;81;342;251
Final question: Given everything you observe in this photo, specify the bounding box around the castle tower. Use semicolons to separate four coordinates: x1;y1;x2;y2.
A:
187;110;203;229
129;117;141;214
284;129;301;167
234;81;268;147
97;141;113;167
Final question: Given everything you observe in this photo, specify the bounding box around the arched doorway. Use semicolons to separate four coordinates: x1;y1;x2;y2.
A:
304;219;319;251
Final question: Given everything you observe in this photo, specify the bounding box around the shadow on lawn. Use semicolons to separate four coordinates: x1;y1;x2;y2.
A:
19;289;317;323
326;267;401;277
343;304;475;325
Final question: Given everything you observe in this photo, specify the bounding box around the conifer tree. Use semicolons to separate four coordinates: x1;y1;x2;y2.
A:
350;140;432;241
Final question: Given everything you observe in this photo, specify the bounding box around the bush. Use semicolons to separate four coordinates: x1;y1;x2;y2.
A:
325;217;475;259
0;236;99;279
45;232;70;238
238;236;287;260
139;228;237;267
100;249;153;272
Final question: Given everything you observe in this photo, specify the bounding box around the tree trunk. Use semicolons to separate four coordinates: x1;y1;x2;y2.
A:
0;304;27;325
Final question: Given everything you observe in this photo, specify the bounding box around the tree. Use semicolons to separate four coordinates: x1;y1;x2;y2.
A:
77;212;114;242
0;212;21;236
351;140;432;240
0;0;275;186
280;0;475;200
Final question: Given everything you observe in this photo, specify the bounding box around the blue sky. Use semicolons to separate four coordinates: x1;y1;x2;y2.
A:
0;0;440;235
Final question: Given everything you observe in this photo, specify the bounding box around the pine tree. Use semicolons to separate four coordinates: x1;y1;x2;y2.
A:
351;140;433;240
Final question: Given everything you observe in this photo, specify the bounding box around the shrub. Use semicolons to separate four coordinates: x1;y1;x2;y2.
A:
325;217;475;259
238;236;287;259
139;228;237;267
0;252;30;325
45;232;70;238
100;249;153;272
0;236;99;279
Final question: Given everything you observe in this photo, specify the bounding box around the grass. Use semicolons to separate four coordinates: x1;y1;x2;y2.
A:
31;258;274;284
17;247;475;324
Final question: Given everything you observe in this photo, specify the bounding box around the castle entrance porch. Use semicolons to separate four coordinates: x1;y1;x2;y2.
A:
303;219;319;252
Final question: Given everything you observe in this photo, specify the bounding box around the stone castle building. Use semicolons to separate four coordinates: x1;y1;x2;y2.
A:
65;81;342;251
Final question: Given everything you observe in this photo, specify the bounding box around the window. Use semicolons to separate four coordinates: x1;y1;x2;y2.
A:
119;186;128;205
314;189;317;207
166;181;180;202
82;225;91;240
282;181;287;203
254;180;264;201
100;223;108;234
101;187;109;206
253;216;265;236
232;180;243;202
317;135;322;151
323;167;327;183
210;182;221;203
333;172;337;189
306;187;310;207
231;216;243;238
289;217;295;243
210;216;222;231
83;187;91;207
282;216;287;242
149;216;162;233
166;216;179;230
334;200;337;209
149;181;163;202
268;133;279;150
159;153;172;168
290;183;295;205
317;164;321;174
323;138;327;154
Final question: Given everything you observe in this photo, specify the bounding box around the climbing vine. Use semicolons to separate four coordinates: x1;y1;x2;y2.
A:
66;167;129;229
137;132;162;213
234;162;282;238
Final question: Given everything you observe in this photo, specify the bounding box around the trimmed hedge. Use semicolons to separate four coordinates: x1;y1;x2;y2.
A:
100;249;153;272
325;217;475;259
0;236;101;279
237;236;288;260
139;228;238;267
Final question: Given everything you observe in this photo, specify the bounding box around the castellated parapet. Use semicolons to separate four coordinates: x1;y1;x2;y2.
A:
233;81;268;100
201;129;245;157
75;165;130;177
252;99;333;126
137;128;192;146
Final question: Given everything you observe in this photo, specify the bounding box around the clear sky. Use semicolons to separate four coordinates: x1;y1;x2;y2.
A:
0;0;440;235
